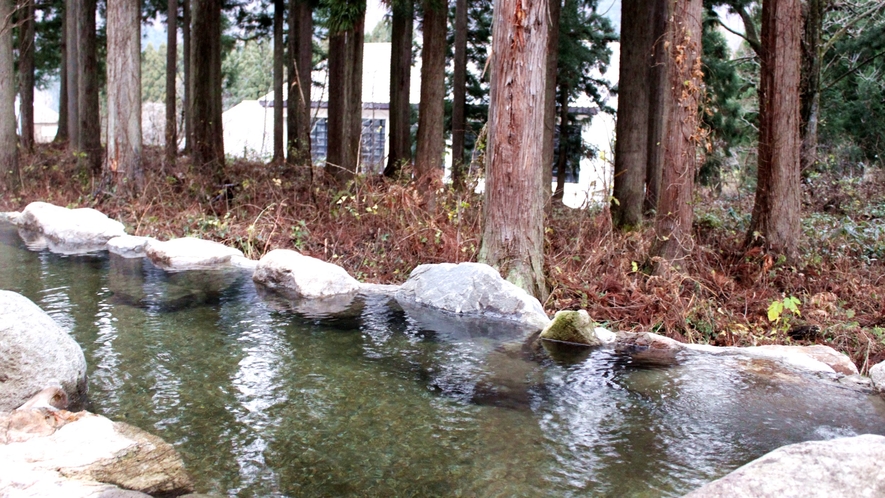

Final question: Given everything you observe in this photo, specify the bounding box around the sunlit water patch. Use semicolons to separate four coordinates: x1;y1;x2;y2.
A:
3;221;885;497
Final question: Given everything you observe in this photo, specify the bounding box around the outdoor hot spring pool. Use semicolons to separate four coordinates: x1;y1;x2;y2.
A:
3;221;885;497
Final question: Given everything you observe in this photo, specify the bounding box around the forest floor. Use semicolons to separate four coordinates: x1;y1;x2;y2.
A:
4;143;885;373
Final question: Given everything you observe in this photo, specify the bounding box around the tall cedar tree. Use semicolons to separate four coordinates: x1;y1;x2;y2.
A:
540;0;561;206
747;0;802;260
183;0;192;153
106;0;143;192
287;0;312;165
415;0;448;200
0;0;19;191
450;0;468;188
192;0;226;177
650;0;703;267
78;0;101;175
611;0;654;229
480;0;549;300
19;0;36;151
327;1;365;183
55;8;68;142
383;0;413;177
166;0;178;170
645;0;669;213
273;0;285;163
800;0;823;171
65;0;79;149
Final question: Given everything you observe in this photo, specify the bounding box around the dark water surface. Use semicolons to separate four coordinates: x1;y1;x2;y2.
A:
3;221;885;497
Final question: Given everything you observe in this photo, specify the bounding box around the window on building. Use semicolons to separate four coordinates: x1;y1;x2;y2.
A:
310;118;328;162
310;117;386;172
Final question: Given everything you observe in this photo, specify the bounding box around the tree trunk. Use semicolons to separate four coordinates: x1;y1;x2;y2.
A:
78;0;101;175
0;0;19;191
55;9;68;143
553;87;568;203
611;0;653;229
800;0;823;172
450;0;468;189
106;0;143;193
480;0;549;301
287;0;312;166
272;0;285;163
747;0;802;261
66;0;80;150
327;3;365;184
166;0;178;170
183;0;192;154
645;0;669;214
415;0;447;200
383;0;413;178
650;0;703;267
192;0;225;177
18;0;35;152
541;0;561;208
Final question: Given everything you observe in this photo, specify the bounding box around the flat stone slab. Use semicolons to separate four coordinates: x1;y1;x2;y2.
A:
145;237;244;271
253;249;361;298
18;202;126;254
107;235;153;259
684;434;885;497
395;262;550;331
0;291;87;411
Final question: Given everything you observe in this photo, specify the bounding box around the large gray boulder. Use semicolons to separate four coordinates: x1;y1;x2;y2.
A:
145;237;244;271
0;391;193;497
0;290;87;411
253;249;361;298
395;262;550;330
684;434;885;497
17;202;126;254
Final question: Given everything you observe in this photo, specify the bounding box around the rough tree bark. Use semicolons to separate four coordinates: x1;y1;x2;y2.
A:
272;0;285;163
541;0;561;208
19;0;35;152
450;0;468;188
183;0;192;154
480;0;549;300
166;0;178;170
383;0;413;177
645;0;669;214
66;0;80;149
553;87;569;203
327;2;365;184
800;0;823;172
0;0;19;191
54;10;68;143
287;0;312;165
106;0;143;193
415;0;448;200
650;0;703;267
747;0;802;261
78;0;101;175
191;0;225;177
611;0;654;229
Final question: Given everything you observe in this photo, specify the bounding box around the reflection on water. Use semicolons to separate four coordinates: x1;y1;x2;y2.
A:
3;221;885;497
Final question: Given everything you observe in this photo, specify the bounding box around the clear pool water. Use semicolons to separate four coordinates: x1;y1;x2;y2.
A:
3;221;885;497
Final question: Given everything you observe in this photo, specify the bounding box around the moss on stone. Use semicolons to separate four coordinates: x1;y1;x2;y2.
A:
539;310;601;347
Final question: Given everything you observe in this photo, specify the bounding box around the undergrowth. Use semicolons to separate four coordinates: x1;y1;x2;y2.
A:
3;144;885;373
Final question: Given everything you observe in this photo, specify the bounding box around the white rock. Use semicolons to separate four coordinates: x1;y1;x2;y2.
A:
0;211;21;224
595;327;617;344
107;235;153;258
18;202;126;254
0;409;193;497
684;434;885;497
145;237;244;271
253;249;361;298
230;255;259;270
0;291;87;411
395;262;550;330
869;362;885;392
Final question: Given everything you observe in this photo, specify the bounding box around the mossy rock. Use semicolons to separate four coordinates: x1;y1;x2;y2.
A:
539;310;601;347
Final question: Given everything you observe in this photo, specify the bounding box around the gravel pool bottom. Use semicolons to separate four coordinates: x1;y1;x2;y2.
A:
3;221;885;497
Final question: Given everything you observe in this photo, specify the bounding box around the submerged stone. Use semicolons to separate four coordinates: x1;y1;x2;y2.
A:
0;291;87;412
539;310;601;346
684;434;885;497
18;201;126;254
395;262;550;330
145;237;244;271
253;249;361;299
